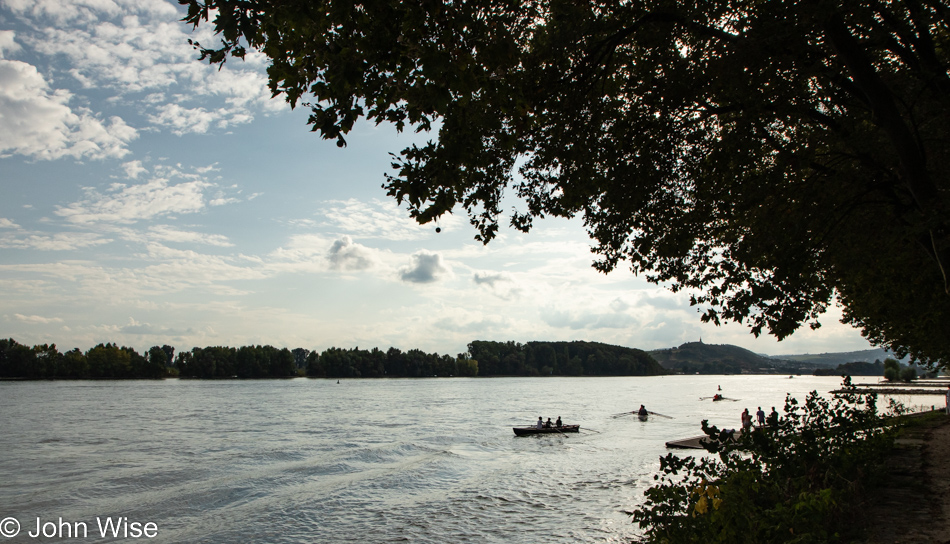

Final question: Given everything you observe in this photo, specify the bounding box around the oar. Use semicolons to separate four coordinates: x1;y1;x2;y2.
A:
647;411;674;419
611;411;635;418
580;427;601;434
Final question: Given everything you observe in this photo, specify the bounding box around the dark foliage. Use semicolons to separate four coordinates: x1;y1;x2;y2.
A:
0;338;168;379
181;0;950;365
813;360;886;376
632;378;898;542
467;340;666;376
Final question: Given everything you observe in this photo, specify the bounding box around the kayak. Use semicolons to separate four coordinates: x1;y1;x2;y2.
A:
512;424;580;436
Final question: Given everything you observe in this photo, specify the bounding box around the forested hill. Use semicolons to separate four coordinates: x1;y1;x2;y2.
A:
467;340;667;376
650;342;802;374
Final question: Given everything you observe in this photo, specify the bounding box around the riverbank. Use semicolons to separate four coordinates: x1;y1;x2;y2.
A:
864;411;950;543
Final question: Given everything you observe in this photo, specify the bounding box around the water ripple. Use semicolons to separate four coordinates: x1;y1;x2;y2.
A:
0;376;851;543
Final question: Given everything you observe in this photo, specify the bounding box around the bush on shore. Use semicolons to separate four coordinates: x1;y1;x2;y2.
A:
632;377;898;543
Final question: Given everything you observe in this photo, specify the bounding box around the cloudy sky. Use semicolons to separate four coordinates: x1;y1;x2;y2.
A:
0;0;876;358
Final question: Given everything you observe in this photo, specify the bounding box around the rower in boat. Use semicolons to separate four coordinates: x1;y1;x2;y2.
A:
513;423;580;436
638;405;649;420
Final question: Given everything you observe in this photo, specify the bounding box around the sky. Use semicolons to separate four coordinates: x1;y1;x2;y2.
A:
0;0;878;358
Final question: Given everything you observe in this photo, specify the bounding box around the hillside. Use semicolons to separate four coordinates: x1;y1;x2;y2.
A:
649;342;911;375
651;341;771;374
649;341;815;374
467;340;667;376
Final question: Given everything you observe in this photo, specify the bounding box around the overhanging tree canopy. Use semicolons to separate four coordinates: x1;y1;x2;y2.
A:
181;0;950;364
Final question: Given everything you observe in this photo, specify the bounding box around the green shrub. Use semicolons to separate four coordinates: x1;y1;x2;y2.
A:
632;377;897;543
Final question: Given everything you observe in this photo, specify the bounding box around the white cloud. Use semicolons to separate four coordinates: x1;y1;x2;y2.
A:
268;233;327;261
55;177;209;224
0;218;20;228
122;159;147;179
0;58;137;160
13;313;63;324
267;234;384;276
26;12;197;92
321;198;460;240
3;0;128;25
148;225;233;247
0;30;22;57
328;235;376;271
433;313;514;335
209;196;238;207
540;306;641;330
119;316;191;336
472;270;523;300
0;230;112;250
4;0;280;136
399;251;450;283
133;244;269;296
148;103;255;136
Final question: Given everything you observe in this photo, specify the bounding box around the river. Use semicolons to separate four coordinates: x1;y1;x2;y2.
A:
0;375;921;543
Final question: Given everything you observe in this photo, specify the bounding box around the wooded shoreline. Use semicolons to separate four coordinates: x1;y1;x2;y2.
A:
0;337;667;380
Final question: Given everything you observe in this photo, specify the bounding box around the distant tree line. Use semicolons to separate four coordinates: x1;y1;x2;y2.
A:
467;340;666;376
667;360;745;376
0;338;173;379
0;337;667;380
174;345;481;379
0;338;481;379
175;345;297;378
813;360;886;377
303;347;478;378
813;358;937;381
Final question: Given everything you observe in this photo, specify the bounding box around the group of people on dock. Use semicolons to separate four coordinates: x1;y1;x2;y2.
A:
741;406;779;430
536;416;563;429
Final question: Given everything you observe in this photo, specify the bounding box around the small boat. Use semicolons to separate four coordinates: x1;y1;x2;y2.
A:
512;425;580;436
638;413;649;421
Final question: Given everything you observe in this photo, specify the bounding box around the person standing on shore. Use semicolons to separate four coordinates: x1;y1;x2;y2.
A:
756;407;766;426
741;409;752;431
945;386;950;415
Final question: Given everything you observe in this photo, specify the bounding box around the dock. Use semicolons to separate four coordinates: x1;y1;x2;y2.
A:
665;435;708;449
665;410;941;450
666;429;743;449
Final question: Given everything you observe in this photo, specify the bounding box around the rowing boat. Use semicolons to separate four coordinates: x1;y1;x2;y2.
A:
512;424;580;436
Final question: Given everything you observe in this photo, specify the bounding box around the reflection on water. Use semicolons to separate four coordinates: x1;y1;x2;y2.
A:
0;375;902;543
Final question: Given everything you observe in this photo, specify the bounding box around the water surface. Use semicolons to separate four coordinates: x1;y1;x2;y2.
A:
0;375;887;543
